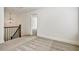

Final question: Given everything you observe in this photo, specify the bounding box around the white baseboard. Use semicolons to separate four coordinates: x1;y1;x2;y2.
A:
0;40;4;44
37;34;79;46
21;34;32;36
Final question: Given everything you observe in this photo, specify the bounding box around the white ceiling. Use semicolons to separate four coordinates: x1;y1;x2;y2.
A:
5;7;41;13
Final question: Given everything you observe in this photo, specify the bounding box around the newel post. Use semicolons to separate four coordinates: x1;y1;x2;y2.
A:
19;25;21;37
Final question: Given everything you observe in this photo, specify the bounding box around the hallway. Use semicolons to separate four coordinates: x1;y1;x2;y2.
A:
0;7;78;51
0;36;79;51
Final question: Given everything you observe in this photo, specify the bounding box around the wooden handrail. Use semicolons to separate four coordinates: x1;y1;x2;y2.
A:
4;26;18;28
11;25;21;39
4;25;21;41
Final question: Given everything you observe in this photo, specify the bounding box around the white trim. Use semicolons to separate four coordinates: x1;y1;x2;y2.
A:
37;34;79;46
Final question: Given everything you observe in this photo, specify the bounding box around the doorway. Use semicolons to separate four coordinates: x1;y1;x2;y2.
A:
31;14;37;36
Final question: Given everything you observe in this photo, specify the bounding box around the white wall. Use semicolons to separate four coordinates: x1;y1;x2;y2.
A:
26;7;79;45
0;7;4;43
20;14;32;35
37;8;79;45
4;9;20;26
4;9;31;36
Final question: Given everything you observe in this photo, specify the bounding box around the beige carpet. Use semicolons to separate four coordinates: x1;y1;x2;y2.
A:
0;36;79;51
